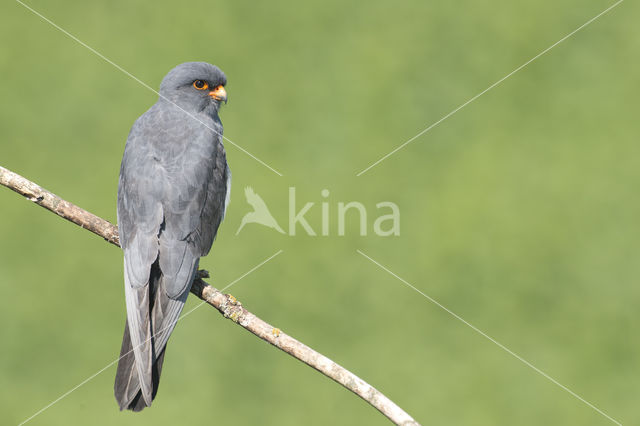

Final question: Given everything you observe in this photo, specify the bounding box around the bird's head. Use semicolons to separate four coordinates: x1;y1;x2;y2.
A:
159;62;227;117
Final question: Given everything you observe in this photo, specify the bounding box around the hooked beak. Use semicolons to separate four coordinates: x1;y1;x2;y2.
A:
209;85;227;103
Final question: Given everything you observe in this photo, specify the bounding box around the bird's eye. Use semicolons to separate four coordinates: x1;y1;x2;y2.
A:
193;80;208;90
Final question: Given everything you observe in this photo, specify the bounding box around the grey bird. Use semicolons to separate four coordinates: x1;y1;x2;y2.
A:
114;62;230;411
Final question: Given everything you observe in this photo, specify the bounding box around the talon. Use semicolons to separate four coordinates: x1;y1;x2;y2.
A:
272;328;281;338
228;294;237;304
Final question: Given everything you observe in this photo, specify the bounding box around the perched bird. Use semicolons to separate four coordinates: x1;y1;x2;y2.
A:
236;186;285;235
114;62;230;411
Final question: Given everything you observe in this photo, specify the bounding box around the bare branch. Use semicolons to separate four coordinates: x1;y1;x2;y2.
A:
0;166;120;247
0;165;419;426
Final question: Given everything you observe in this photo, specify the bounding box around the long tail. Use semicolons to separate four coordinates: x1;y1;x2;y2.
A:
114;253;193;411
114;261;168;411
114;316;167;411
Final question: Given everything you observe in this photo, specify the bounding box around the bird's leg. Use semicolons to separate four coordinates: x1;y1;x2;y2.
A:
196;269;210;279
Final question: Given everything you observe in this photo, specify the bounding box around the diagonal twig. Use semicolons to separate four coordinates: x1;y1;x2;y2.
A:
0;165;419;426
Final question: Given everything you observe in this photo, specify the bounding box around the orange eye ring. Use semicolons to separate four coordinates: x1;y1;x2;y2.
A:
193;80;209;90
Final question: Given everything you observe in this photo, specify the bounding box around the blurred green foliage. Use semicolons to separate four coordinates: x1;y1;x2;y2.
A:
1;0;638;424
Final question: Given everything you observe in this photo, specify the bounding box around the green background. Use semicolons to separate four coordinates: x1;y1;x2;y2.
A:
1;0;637;424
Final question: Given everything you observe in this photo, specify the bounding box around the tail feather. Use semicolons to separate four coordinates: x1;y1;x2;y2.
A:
114;318;167;411
115;261;172;411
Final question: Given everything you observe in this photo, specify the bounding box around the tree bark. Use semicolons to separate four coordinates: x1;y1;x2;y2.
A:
0;165;419;426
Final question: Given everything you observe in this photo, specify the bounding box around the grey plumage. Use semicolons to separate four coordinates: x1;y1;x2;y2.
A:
114;62;230;411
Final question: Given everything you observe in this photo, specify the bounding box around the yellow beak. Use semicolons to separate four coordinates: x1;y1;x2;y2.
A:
209;85;227;103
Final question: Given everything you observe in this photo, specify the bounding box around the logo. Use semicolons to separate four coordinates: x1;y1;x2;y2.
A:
236;187;285;235
236;187;400;236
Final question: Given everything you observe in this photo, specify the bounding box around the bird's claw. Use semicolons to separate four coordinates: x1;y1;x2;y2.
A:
197;269;210;279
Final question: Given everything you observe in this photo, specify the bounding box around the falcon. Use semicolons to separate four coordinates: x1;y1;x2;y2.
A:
114;62;230;411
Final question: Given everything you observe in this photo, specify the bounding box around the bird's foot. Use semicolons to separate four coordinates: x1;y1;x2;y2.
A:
196;269;210;279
